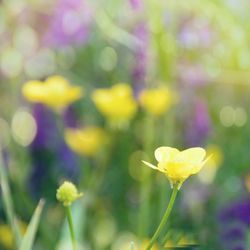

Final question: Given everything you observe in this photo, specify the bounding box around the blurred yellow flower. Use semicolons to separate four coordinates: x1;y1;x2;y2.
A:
177;236;196;245
0;225;13;249
92;83;137;126
164;236;196;248
65;126;106;156
139;87;177;116
140;239;159;250
0;222;26;249
22;75;83;111
206;145;223;167
164;240;175;248
244;173;250;192
142;147;209;188
198;145;223;184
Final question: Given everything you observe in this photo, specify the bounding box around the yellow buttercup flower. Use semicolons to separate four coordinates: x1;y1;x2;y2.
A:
65;126;107;157
142;147;209;188
22;75;83;111
92;83;137;127
139;87;177;116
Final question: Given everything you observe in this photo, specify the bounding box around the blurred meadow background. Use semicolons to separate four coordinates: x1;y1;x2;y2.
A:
1;0;250;249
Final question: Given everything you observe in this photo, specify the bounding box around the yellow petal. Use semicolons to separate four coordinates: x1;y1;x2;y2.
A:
142;160;166;174
142;160;158;169
46;75;69;87
22;80;45;102
65;127;106;156
174;147;206;164
154;147;179;162
139;87;176;116
111;83;132;98
67;87;83;101
92;84;137;122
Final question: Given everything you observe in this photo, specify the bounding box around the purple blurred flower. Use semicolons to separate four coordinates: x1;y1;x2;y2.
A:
179;62;208;87
57;142;79;177
185;99;211;147
219;198;250;226
131;22;149;96
221;227;246;241
29;104;79;198
232;246;245;250
178;17;213;49
44;0;93;47
218;198;250;250
63;106;80;128
128;0;142;10
32;104;58;149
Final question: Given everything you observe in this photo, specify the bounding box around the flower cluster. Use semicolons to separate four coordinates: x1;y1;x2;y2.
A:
23;77;177;128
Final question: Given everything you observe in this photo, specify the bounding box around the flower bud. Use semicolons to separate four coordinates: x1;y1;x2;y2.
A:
56;181;83;206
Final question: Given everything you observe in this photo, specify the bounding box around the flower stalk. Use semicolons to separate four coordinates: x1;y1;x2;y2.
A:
56;181;83;250
66;206;76;250
146;185;178;250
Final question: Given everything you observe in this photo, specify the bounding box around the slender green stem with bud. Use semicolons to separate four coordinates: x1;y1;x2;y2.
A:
146;185;178;250
56;181;83;250
66;206;76;250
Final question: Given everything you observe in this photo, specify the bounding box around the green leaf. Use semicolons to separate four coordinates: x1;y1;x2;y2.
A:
0;152;22;246
19;199;45;250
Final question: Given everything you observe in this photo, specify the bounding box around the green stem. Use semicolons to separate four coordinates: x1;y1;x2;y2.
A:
138;115;155;237
0;152;22;248
146;185;178;250
66;206;76;250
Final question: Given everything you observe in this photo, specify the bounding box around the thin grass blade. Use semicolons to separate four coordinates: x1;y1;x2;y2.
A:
19;199;45;250
0;152;22;246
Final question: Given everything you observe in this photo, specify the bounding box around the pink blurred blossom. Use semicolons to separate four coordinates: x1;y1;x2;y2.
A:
44;0;93;47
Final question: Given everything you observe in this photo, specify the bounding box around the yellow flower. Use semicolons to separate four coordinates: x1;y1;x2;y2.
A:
0;225;13;249
139;87;177;116
206;145;223;167
244;173;250;192
56;181;83;206
164;236;196;248
141;239;159;250
164;240;175;248
198;145;223;184
65;126;107;157
177;236;196;245
0;222;26;249
22;75;83;111
142;147;209;188
92;83;137;126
